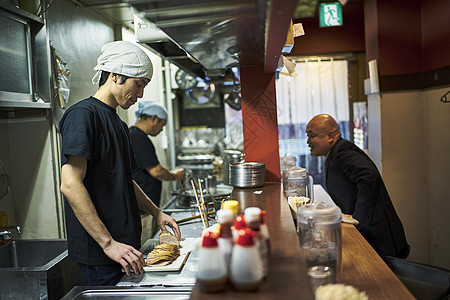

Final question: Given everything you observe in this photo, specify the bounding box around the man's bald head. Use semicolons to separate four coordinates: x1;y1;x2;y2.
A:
306;114;341;156
308;114;340;135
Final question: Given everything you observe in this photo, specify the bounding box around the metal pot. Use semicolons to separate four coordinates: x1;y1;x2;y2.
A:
222;150;243;185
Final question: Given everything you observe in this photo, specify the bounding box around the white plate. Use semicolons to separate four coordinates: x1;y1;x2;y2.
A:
140;238;196;272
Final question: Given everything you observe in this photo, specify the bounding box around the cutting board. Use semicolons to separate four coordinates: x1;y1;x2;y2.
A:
140;238;196;272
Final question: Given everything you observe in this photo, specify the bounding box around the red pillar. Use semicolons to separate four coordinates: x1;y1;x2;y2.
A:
240;64;281;182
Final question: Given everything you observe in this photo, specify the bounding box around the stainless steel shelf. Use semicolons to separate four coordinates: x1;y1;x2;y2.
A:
0;101;51;109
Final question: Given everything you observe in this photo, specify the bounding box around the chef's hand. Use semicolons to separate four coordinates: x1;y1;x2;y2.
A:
172;168;185;182
156;211;181;240
342;213;360;225
103;239;145;276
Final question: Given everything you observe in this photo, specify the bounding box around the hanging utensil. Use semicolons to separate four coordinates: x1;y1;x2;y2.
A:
0;159;11;199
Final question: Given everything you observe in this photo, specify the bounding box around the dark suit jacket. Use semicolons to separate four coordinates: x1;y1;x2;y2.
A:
325;138;409;258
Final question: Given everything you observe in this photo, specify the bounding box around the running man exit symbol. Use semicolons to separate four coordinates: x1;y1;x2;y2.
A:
319;2;343;27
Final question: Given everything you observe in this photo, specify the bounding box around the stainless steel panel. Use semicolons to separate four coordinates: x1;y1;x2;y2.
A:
62;287;192;299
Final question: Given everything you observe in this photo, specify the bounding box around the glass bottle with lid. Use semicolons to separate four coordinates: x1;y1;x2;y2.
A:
297;202;342;282
283;166;314;201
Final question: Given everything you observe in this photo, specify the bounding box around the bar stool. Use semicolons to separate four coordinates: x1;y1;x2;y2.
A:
383;256;450;300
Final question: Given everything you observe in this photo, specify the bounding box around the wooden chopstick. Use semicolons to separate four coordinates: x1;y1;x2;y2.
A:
197;178;209;227
190;180;207;229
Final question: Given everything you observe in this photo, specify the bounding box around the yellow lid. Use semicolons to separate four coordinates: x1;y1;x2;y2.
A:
222;200;239;215
0;210;9;227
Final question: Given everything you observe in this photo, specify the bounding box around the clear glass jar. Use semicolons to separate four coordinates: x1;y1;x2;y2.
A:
283;166;314;201
297;202;342;282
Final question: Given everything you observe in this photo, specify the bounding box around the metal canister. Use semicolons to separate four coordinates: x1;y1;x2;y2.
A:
222;150;243;185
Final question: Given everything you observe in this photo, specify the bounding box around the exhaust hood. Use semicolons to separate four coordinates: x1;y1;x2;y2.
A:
130;0;267;82
70;0;297;83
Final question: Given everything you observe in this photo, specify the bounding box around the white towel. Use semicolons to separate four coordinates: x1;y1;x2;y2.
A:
92;41;153;84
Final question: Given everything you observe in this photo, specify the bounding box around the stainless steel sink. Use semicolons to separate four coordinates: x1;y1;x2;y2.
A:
0;239;68;268
62;287;192;299
0;239;84;300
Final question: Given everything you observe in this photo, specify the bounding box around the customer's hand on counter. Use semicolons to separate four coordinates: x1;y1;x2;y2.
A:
342;213;360;225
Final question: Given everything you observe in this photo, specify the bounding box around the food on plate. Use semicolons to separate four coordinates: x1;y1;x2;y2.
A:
159;230;180;246
315;284;369;300
146;230;181;267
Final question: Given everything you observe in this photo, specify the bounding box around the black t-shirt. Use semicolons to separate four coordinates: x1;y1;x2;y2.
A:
59;97;141;265
129;126;162;207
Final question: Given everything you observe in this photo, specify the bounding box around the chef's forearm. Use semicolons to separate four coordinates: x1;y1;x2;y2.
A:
147;164;177;181
133;180;161;217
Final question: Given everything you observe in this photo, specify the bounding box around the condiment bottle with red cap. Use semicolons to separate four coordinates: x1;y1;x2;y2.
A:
196;232;228;293
217;209;234;267
232;214;246;242
260;210;271;256
230;228;263;291
245;207;270;278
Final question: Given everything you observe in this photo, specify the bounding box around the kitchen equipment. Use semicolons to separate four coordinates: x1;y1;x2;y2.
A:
172;184;232;210
177;154;215;165
180;165;215;191
176;211;216;225
297;202;342;282
205;175;217;194
283;166;314;202
222;149;243;185
229;162;265;188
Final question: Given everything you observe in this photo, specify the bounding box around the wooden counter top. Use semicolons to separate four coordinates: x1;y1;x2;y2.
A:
190;183;414;299
190;183;314;299
340;223;414;299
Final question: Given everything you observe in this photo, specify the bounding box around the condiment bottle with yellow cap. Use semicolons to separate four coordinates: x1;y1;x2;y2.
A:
222;200;239;216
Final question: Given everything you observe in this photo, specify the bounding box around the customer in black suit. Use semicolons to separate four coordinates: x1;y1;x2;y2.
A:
306;114;409;258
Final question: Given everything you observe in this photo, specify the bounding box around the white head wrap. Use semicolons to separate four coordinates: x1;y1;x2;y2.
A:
135;101;168;120
92;41;153;85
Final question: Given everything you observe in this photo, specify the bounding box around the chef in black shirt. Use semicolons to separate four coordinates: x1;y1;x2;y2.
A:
129;101;184;208
60;41;181;286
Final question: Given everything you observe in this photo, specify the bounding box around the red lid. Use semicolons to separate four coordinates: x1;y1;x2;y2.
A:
234;214;246;230
236;228;255;246
260;210;267;224
202;231;218;248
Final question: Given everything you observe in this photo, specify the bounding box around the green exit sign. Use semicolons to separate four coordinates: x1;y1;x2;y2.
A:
319;2;343;27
